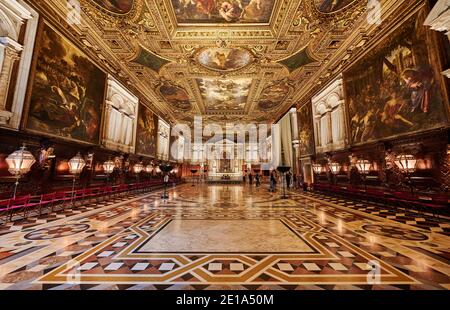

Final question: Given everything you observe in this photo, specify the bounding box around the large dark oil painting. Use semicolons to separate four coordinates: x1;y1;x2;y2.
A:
258;81;290;111
27;24;106;144
171;0;276;24
297;103;315;156
314;0;355;13
91;0;134;14
344;8;449;145
158;83;192;111
136;104;158;157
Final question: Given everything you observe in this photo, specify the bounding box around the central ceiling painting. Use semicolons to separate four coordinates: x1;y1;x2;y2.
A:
197;77;253;110
197;47;254;72
171;0;277;24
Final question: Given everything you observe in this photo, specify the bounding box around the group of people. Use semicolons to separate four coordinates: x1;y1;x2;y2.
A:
243;172;261;187
270;171;302;192
243;170;302;192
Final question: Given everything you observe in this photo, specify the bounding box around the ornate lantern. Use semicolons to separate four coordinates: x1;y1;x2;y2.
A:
103;159;115;175
312;164;323;174
133;162;144;174
6;145;36;198
145;164;154;173
356;159;371;174
329;162;341;175
68;153;86;175
394;154;417;173
6;145;36;176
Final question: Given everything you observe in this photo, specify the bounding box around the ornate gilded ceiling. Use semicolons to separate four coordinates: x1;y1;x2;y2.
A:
28;0;414;126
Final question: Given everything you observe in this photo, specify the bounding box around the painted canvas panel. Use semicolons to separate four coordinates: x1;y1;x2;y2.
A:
171;0;276;24
197;47;254;72
278;48;316;73
132;47;171;73
344;8;449;145
158;83;192;111
91;0;135;14
27;24;106;144
258;81;290;111
197;77;252;110
297;103;315;156
136;104;158;157
314;0;355;13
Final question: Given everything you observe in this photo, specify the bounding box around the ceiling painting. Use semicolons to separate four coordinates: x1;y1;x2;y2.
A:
197;77;253;111
170;0;277;24
197;47;254;72
257;81;291;111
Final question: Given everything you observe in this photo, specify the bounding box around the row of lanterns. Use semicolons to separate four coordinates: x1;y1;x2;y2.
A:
5;146;178;198
103;160;168;175
312;154;417;175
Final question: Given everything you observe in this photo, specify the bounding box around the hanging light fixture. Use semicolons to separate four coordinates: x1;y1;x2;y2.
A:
394;154;417;173
356;159;372;174
68;153;86;175
312;164;323;174
329;162;341;175
103;159;115;175
6;145;36;198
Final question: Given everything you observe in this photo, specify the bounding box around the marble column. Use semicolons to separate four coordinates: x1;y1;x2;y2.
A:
0;39;22;125
292;140;300;176
326;109;333;146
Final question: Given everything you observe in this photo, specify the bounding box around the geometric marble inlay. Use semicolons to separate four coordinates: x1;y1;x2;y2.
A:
362;224;429;241
137;219;314;253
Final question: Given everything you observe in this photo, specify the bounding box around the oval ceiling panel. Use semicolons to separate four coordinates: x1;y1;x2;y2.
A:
197;47;254;72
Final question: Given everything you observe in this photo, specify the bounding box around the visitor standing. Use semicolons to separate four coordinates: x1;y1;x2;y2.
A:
269;171;276;192
286;172;291;189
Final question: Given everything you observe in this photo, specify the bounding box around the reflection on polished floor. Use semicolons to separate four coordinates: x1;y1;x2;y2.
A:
0;184;449;290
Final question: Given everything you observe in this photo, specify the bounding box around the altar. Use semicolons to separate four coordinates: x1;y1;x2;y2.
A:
206;139;244;183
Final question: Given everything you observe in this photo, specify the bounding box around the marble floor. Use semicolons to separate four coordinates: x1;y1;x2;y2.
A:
0;184;449;290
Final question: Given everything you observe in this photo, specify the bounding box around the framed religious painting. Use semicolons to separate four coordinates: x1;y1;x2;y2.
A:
25;22;107;145
344;4;449;145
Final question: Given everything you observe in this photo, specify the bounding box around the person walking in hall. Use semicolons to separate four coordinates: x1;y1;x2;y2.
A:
249;173;253;186
293;173;298;190
286;171;291;190
255;173;261;187
269;170;276;192
243;173;247;184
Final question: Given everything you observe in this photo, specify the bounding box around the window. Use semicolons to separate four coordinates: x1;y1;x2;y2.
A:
312;75;347;153
102;76;138;153
157;118;170;160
